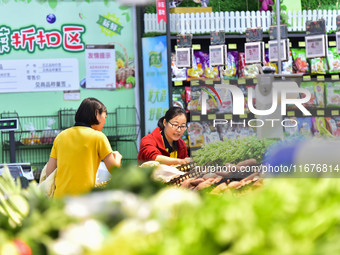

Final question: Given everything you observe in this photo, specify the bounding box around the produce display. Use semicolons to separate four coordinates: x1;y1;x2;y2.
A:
2;163;340;254
191;135;275;166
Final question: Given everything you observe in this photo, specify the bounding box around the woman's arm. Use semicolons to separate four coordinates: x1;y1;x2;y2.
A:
155;155;191;166
46;157;57;177
103;151;122;172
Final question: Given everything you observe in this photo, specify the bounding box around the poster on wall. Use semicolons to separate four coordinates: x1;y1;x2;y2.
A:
0;58;78;93
85;44;116;89
0;1;135;93
142;35;169;134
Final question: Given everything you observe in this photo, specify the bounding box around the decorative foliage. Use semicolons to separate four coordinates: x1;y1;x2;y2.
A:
259;0;274;11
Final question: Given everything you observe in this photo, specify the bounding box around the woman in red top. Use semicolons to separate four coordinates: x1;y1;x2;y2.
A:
138;107;191;165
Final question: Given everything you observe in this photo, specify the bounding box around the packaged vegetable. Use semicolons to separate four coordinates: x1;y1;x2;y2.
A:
283;117;299;137
326;81;340;107
282;50;293;74
215;85;233;113
313;82;325;108
312;117;329;137
171;53;187;81
172;87;186;109
297;117;313;136
292;48;309;73
300;82;317;108
327;47;340;73
325;117;340;136
187;51;205;78
222;51;238;79
202;121;221;144
310;58;327;74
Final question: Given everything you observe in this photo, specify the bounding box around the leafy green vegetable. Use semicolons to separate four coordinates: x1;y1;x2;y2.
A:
192;136;276;166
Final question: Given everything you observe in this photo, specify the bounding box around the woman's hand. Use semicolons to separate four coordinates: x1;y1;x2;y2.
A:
104;151;122;172
176;157;191;165
112;151;122;166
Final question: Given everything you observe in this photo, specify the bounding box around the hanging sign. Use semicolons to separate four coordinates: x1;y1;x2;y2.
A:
305;34;327;58
156;0;167;23
268;39;289;62
175;47;192;68
176;34;193;68
209;31;227;66
245;28;263;42
269;24;288;40
209;45;227;66
244;41;265;64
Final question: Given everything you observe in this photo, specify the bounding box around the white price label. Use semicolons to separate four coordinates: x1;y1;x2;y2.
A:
336;32;340;55
268;40;287;62
305;35;326;58
176;48;191;68
209;45;224;66
245;42;262;64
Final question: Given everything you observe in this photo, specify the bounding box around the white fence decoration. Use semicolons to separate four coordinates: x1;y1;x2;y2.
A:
144;9;340;34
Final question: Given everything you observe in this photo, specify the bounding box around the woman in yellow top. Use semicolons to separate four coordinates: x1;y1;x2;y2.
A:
45;97;122;197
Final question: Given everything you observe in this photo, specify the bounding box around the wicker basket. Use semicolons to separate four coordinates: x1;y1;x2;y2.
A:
109;41;135;83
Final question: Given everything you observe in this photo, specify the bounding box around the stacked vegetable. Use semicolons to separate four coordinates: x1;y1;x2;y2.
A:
192;135;276;165
1;164;340;254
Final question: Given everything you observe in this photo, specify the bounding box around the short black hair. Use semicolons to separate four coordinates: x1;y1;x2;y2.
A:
157;107;187;129
75;97;107;125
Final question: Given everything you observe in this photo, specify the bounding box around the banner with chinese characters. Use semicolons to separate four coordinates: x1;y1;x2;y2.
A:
0;1;135;93
156;0;167;23
142;36;169;134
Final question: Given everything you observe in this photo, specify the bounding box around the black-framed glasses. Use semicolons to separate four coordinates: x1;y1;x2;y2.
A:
168;121;187;131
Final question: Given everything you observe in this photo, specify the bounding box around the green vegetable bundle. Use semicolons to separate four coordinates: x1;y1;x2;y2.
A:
192;136;276;166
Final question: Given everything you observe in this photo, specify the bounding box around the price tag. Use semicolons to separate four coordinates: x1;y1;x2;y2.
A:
209;45;225;66
305;34;327;58
238;78;246;85
208;114;216;120
191;115;201;121
336;32;340;54
331;110;339;115
317;75;325;81
174;81;183;86
299;41;306;47
303;75;311;81
287;111;295;117
228;44;237;50
176;48;191;68
222;79;230;84
329;41;336;47
244;42;262;64
224;114;232;119
192;44;201;50
190;80;199;86
268;39;287;62
331;75;339;80
317;110;325;116
240;114;248;119
265;43;268;49
205;79;213;85
253;78;257;84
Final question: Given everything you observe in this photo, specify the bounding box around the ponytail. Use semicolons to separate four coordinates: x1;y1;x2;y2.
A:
158;116;165;129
